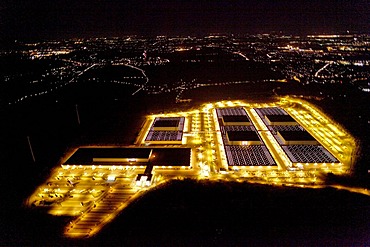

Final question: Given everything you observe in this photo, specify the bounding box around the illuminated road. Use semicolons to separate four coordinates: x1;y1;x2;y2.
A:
233;51;249;61
126;64;149;95
246;108;291;171
314;62;330;77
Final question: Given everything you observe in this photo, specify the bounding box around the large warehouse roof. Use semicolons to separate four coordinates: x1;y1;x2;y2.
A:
65;147;191;166
225;145;276;166
282;145;338;163
66;148;152;164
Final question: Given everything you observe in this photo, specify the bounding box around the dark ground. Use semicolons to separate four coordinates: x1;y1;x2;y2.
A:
2;180;369;246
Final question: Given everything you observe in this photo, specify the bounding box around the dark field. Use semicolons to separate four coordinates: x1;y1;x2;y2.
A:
92;180;370;246
2;180;369;246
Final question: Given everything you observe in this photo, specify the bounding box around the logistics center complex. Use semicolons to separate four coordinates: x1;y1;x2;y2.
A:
27;97;356;238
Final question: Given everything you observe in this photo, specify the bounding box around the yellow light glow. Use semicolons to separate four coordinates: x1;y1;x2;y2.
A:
26;97;360;239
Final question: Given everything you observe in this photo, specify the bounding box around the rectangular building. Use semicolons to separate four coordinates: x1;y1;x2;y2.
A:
254;107;340;169
64;147;192;169
216;107;277;170
145;117;185;144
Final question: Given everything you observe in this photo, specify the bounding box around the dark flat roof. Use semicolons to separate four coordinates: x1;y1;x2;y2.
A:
227;131;260;141
223;115;250;123
65;147;191;166
66;148;152;164
154;119;180;127
150;148;191;166
266;114;296;123
278;131;316;141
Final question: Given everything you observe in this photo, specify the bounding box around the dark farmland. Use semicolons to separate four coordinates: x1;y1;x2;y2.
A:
92;180;370;246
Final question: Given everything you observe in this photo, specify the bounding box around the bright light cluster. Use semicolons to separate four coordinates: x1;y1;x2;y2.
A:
26;96;357;238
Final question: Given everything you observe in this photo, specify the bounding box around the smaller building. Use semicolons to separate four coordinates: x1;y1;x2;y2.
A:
145;117;185;144
265;114;298;126
135;174;153;187
226;131;261;145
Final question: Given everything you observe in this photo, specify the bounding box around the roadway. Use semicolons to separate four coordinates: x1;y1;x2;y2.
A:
246;108;290;170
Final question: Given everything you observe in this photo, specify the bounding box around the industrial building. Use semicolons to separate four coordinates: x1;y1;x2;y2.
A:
145;117;185;144
64;147;192;170
255;107;340;169
216;107;277;170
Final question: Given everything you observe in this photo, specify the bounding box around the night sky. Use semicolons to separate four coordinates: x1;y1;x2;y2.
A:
1;0;369;41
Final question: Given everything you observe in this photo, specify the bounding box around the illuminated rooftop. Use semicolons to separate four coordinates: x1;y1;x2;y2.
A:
283;145;338;163
226;145;276;167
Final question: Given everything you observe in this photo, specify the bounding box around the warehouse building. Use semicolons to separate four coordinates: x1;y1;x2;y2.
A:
254;107;340;169
216;107;277;170
145;117;185;144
